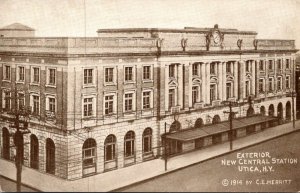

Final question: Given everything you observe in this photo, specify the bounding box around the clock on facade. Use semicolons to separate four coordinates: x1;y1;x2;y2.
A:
212;31;221;44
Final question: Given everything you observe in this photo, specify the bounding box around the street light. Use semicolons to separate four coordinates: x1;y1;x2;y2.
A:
222;101;238;151
287;91;296;128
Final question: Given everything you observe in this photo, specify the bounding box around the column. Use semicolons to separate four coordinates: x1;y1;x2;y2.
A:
206;62;210;104
238;60;245;100
265;59;269;93
201;62;206;103
177;64;183;108
188;63;193;108
164;64;169;111
274;58;277;92
217;62;222;100
234;61;238;99
222;61;227;101
251;60;256;95
255;60;260;97
282;58;286;91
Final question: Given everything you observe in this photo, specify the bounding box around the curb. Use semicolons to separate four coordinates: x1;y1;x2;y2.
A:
0;174;42;192
111;128;300;192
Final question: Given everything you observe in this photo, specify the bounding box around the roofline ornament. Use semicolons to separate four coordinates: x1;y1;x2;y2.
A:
206;24;224;51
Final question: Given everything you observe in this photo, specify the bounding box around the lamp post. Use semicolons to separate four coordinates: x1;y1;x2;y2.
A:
5;86;31;192
287;91;296;128
222;101;238;150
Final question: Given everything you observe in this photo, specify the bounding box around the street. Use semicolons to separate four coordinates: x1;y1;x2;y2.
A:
115;131;300;192
0;176;37;192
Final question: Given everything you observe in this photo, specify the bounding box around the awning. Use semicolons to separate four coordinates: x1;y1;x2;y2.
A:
165;115;278;142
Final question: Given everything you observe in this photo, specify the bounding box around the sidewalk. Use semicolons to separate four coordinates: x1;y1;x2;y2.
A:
1;121;299;192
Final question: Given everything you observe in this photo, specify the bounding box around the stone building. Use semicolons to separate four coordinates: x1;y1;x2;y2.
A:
0;23;297;179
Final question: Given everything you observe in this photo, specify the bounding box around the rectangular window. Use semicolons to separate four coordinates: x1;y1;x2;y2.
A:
83;98;93;117
124;93;133;112
4;66;11;80
286;59;290;69
49;98;56;112
105;95;114;115
4;91;10;110
169;65;175;78
33;95;40;115
105;68;114;83
268;60;273;70
286;76;290;89
82;147;96;168
125;67;133;81
143;66;151;80
49;69;56;85
245;81;250;97
18;93;25;110
226;62;231;73
192;64;199;76
246;61;251;72
259;79;264;93
192;86;198;104
210;63;216;75
277;59;282;70
84;69;93;84
33;67;40;83
269;78;273;91
226;83;231;99
210;84;216;103
277;77;282;90
169;89;175;108
18;66;25;82
259;60;264;71
143;91;151;109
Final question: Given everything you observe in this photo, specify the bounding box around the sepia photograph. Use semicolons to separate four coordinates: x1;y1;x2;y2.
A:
0;0;299;192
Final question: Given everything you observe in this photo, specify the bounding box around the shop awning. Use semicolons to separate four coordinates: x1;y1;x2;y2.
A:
165;115;278;142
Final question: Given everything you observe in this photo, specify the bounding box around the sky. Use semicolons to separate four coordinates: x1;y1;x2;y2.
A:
0;0;299;49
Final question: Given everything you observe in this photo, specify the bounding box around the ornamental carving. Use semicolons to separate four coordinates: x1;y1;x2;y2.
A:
205;24;224;51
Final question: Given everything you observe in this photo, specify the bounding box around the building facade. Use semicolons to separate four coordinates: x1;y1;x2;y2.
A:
0;24;297;179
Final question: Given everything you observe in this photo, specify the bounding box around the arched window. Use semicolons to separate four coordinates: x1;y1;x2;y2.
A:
170;121;181;133
46;138;55;174
286;101;291;121
212;115;221;124
2;128;10;160
82;138;96;175
268;104;275;117
247;107;255;116
260;106;266;115
143;128;152;154
194;118;204;128
277;103;283;119
30;134;39;169
104;135;116;162
124;131;135;158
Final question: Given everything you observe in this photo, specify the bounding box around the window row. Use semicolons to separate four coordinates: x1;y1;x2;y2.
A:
258;59;292;71
83;65;153;85
258;76;291;93
2;65;56;86
82;129;152;175
1;92;56;115
83;90;154;117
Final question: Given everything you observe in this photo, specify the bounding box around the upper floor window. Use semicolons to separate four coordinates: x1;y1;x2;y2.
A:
124;93;133;112
210;84;216;103
84;69;93;85
277;59;282;70
245;80;250;97
286;76;290;89
226;62;231;73
259;60;264;71
286;59;290;69
18;66;25;82
4;65;11;80
143;66;151;80
105;95;114;115
125;67;133;81
18;93;25;110
48;97;56;112
169;89;176;108
105;68;114;83
259;79;264;93
246;61;251;72
210;63;216;75
192;63;200;76
277;77;282;90
83;97;94;117
268;60;273;70
143;91;151;109
226;83;232;99
48;68;56;85
169;64;175;78
2;91;11;110
268;78;274;91
32;95;40;115
32;67;40;83
192;86;199;104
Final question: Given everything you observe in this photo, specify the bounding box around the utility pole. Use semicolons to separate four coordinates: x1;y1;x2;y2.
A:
222;101;238;150
6;85;31;192
164;122;167;171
